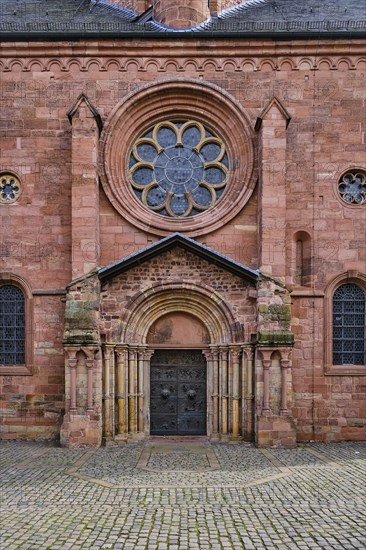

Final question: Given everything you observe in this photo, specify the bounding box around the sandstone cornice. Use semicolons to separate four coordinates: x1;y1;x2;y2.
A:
0;39;365;58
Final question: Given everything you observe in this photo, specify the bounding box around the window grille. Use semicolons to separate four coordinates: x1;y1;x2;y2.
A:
333;283;365;365
0;285;25;365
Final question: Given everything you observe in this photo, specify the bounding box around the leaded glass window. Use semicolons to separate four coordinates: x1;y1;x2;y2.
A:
128;120;229;218
0;285;25;365
0;173;21;204
333;283;365;365
338;170;366;205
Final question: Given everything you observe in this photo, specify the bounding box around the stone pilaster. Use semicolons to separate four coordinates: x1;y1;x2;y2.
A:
60;346;102;448
67;94;102;279
256;97;291;278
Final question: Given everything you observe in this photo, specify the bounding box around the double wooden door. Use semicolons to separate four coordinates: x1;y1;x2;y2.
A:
150;349;207;435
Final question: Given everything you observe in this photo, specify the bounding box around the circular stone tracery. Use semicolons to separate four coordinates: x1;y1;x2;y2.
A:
338;170;366;205
128;120;229;217
0;173;21;204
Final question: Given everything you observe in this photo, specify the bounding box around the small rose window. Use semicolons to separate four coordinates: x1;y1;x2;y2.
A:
338;170;366;205
128;120;229;217
0;173;21;204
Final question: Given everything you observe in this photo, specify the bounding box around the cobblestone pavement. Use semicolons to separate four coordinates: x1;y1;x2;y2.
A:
1;440;365;549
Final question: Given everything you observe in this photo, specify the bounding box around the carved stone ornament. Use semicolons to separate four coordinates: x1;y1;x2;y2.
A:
0;173;21;204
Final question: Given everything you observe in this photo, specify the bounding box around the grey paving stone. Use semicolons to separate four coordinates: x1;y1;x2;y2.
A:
0;440;365;549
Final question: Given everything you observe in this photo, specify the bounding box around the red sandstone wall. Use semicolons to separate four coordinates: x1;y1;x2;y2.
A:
0;38;365;440
100;248;257;341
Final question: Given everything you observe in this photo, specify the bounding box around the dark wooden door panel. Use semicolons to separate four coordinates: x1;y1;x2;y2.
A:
150;350;206;435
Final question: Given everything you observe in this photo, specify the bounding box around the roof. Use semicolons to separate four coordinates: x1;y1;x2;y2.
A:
0;0;365;39
98;233;259;284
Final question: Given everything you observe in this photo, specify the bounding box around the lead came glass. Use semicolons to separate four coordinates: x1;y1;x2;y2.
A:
333;283;365;365
128;120;229;218
0;285;25;365
338;171;366;205
0;174;21;204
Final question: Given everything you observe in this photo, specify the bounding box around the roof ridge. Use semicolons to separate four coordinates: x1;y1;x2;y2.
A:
98;233;259;283
90;0;139;20
217;0;270;21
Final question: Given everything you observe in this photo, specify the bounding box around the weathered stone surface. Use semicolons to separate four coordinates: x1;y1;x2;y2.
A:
0;5;365;445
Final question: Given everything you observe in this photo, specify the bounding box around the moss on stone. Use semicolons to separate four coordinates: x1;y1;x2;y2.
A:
258;331;294;346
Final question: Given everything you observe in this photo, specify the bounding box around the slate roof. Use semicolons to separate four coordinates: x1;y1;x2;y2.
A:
98;233;259;284
0;0;365;38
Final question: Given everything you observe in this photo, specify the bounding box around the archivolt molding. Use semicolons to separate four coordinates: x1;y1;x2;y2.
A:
99;78;257;237
116;282;240;345
0;271;34;376
0;56;365;73
324;271;366;375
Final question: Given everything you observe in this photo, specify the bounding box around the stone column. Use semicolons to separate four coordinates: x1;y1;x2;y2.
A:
128;348;138;435
219;347;229;438
262;355;271;416
137;347;147;435
242;347;254;440
142;350;154;437
115;346;128;439
280;350;291;416
230;347;241;438
103;346;114;439
212;349;220;438
69;356;78;414
86;357;94;413
206;347;219;440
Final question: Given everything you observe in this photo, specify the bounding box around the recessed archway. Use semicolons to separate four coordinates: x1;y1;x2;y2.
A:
122;282;240;345
147;311;210;347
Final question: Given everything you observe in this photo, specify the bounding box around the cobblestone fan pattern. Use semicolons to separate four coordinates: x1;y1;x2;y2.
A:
0;441;365;549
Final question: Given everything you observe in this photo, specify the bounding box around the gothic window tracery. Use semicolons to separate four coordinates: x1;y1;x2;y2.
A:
0;285;25;365
338;170;366;205
128;120;229;217
0;173;21;204
333;283;365;365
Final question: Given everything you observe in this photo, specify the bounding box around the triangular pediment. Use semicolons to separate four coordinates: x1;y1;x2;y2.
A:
98;233;259;284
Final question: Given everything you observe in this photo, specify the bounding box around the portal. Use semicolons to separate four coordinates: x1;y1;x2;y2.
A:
150;349;207;436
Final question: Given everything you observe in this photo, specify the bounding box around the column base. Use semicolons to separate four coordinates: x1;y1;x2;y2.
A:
114;434;128;444
60;412;102;448
229;434;242;442
256;415;297;448
128;432;146;441
103;436;117;446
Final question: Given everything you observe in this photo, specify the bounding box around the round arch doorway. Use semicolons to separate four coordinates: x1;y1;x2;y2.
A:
147;312;209;437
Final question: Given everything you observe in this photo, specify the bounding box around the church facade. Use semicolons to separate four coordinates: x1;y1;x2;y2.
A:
0;0;365;447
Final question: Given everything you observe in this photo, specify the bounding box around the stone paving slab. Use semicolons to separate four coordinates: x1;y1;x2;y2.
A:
78;442;281;488
0;440;365;549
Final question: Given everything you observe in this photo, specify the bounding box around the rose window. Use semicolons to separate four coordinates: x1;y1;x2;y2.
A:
0;173;21;204
338;170;366;205
128;120;229;217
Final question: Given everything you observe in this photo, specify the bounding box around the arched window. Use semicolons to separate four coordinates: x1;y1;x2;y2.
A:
333;283;365;365
0;285;25;365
